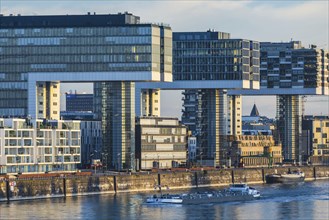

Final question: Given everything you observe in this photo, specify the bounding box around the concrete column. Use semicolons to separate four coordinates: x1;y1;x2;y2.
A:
94;82;135;170
277;95;304;162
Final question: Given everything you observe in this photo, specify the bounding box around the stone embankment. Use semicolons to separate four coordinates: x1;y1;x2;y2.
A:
0;166;328;202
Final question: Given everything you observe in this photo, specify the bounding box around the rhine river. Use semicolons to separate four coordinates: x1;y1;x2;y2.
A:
0;180;328;220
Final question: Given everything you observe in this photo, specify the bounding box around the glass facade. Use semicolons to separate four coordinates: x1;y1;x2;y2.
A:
94;82;135;170
173;32;259;83
0;14;171;116
260;41;329;94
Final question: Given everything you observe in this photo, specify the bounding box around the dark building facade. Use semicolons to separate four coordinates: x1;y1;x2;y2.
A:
66;93;93;112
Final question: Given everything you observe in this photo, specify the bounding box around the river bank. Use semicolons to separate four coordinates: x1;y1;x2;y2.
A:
1;165;328;202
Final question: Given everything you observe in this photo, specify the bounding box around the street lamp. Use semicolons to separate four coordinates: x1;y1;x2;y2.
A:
200;152;203;167
117;153;121;172
144;155;147;170
172;155;175;168
101;152;108;171
130;152;134;171
16;155;20;174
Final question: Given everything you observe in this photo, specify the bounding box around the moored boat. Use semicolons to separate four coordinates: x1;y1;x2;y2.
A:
265;170;305;184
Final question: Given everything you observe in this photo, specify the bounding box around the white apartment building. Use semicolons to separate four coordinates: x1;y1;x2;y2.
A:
0;118;81;174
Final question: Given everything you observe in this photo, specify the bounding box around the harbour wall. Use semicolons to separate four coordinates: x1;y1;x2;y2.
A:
0;166;328;202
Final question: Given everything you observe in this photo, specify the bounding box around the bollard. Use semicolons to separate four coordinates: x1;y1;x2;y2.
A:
63;177;66;198
157;173;161;186
194;172;198;188
113;175;117;193
313;166;316;180
6;179;10;203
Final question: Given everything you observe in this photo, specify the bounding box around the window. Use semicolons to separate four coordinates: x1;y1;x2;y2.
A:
316;128;321;132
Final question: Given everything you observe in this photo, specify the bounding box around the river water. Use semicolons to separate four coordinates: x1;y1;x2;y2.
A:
0;180;328;220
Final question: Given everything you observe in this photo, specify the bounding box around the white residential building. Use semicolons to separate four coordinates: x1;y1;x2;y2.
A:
0;118;81;174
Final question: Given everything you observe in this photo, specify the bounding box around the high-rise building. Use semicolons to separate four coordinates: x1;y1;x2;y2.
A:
0;12;172;170
259;42;329;162
173;31;259;166
80;120;102;168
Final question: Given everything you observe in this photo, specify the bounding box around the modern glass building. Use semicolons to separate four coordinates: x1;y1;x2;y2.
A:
0;12;172;169
173;31;260;87
260;42;328;162
171;31;259;166
65;93;93;112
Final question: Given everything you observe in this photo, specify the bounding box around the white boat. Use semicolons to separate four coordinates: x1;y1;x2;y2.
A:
228;183;261;198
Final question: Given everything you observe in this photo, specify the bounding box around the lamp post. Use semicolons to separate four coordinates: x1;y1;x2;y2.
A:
200;152;203;167
101;152;108;171
213;152;216;168
144;155;147;170
16;155;20;174
130;152;134;171
157;154;160;170
172;155;175;168
117;153;121;172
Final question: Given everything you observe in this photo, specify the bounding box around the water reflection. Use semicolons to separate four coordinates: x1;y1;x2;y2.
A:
0;180;328;220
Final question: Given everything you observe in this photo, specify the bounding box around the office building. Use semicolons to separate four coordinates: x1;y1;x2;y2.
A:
135;117;187;170
187;136;197;161
60;111;95;120
80;120;102;168
0;12;172;170
0;118;81;174
230;41;329;162
65;93;93;112
174;31;259;166
260;42;329;162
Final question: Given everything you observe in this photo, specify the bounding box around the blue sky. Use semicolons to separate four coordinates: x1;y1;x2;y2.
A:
1;0;328;118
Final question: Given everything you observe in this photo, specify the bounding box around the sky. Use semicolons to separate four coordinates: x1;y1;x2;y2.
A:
1;0;328;118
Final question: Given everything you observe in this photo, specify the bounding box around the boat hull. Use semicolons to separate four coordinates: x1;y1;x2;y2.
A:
265;175;305;184
182;194;257;205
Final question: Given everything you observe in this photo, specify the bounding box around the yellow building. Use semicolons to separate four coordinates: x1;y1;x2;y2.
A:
302;116;329;165
228;135;283;167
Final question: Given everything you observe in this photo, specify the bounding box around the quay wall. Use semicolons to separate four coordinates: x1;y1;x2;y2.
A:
0;166;328;202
